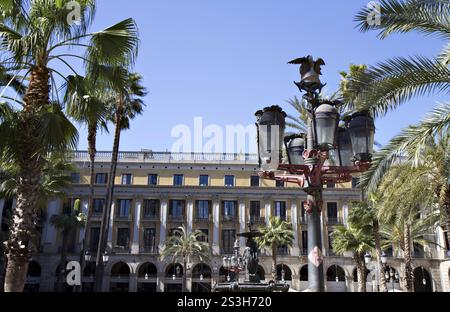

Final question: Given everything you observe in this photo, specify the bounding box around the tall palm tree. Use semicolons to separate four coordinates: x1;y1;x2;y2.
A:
160;225;211;292
0;0;138;292
331;225;374;292
377;164;439;291
255;216;294;281
63;74;112;287
95;70;146;291
51;198;87;292
348;200;388;292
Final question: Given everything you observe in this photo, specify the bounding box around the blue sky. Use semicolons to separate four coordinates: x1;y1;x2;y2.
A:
75;0;447;153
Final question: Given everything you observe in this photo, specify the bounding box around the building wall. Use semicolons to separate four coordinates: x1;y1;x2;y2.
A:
1;151;448;292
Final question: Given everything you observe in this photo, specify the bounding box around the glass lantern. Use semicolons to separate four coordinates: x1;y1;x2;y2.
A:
346;111;375;162
284;134;306;165
313;104;339;151
255;106;287;171
336;127;354;167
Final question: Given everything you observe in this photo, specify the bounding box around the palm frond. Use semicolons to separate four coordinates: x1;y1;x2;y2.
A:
355;0;450;40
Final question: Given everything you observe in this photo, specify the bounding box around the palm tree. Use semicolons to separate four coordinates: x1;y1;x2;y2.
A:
348;199;388;292
255;216;294;281
377;164;440;291
0;0;138;292
331;225;374;292
63;74;112;286
95;70;146;290
160;225;211;292
51;198;87;292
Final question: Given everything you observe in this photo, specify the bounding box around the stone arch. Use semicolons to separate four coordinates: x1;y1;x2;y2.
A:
413;266;433;292
276;264;292;281
110;261;131;277
192;263;212;279
326;265;345;282
138;262;158;278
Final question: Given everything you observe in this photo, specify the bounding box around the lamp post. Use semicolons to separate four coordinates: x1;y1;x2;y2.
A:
255;56;375;292
385;267;400;292
222;240;246;282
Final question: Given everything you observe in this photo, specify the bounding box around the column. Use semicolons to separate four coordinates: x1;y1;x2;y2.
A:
106;201;115;250
186;196;194;234
238;198;246;247
264;197;271;226
212;196;220;255
157;272;165;292
43;199;60;252
131;198;142;254
0;198;5;232
291;200;300;256
78;198;89;251
158;196;168;251
342;200;349;227
129;273;138;292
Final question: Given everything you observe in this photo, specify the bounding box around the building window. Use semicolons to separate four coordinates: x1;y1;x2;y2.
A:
301;231;308;255
327;182;336;188
199;175;209;187
143;199;159;219
89;227;100;252
327;202;338;224
92;199;105;214
222;229;236;254
70;172;80;184
196;200;210;220
351;177;360;188
444;231;450;256
173;174;184;186
116;228;130;248
169;200;185;219
168;228;182;237
300;202;307;223
274;201;287;221
250;201;260;218
148;174;158;186
121;174;133;185
143;228;156;252
95;173;108;185
222;201;237;220
63;198;80;215
250;176;260;187
198;229;209;242
276;180;285;188
116;199;132;218
224;175;235;187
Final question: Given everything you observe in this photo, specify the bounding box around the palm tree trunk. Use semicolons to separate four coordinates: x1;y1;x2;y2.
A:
403;221;414;292
4;68;50;292
79;125;97;291
95;99;123;291
373;219;387;292
55;229;70;292
271;244;277;281
183;257;187;292
355;253;367;292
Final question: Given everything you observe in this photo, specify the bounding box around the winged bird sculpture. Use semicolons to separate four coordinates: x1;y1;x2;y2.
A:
288;55;326;95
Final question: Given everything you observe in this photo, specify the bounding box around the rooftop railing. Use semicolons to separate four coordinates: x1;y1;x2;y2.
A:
70;151;258;165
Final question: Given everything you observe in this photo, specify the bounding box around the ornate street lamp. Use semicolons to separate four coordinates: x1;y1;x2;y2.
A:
102;250;109;264
284;134;306;165
255;106;287;171
313;104;340;151
346;111;375;162
380;252;387;265
364;252;371;265
336;127;354;167
256;56;375;292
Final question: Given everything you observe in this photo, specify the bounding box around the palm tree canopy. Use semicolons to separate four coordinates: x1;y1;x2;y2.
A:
256;216;294;249
51;199;87;232
331;225;374;256
160;225;211;263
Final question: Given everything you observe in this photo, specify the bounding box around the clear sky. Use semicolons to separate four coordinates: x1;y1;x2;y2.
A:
75;0;447;153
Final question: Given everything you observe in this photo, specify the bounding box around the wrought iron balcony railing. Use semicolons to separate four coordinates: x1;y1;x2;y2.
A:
249;216;265;224
326;217;342;225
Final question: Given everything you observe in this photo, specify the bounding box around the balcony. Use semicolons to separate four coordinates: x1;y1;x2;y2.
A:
142;213;160;221
413;251;425;259
274;215;291;223
277;247;290;256
326;217;342;225
195;215;211;223
140;246;159;254
115;214;131;221
222;215;237;222
249;216;265;224
168;215;184;222
221;247;235;255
